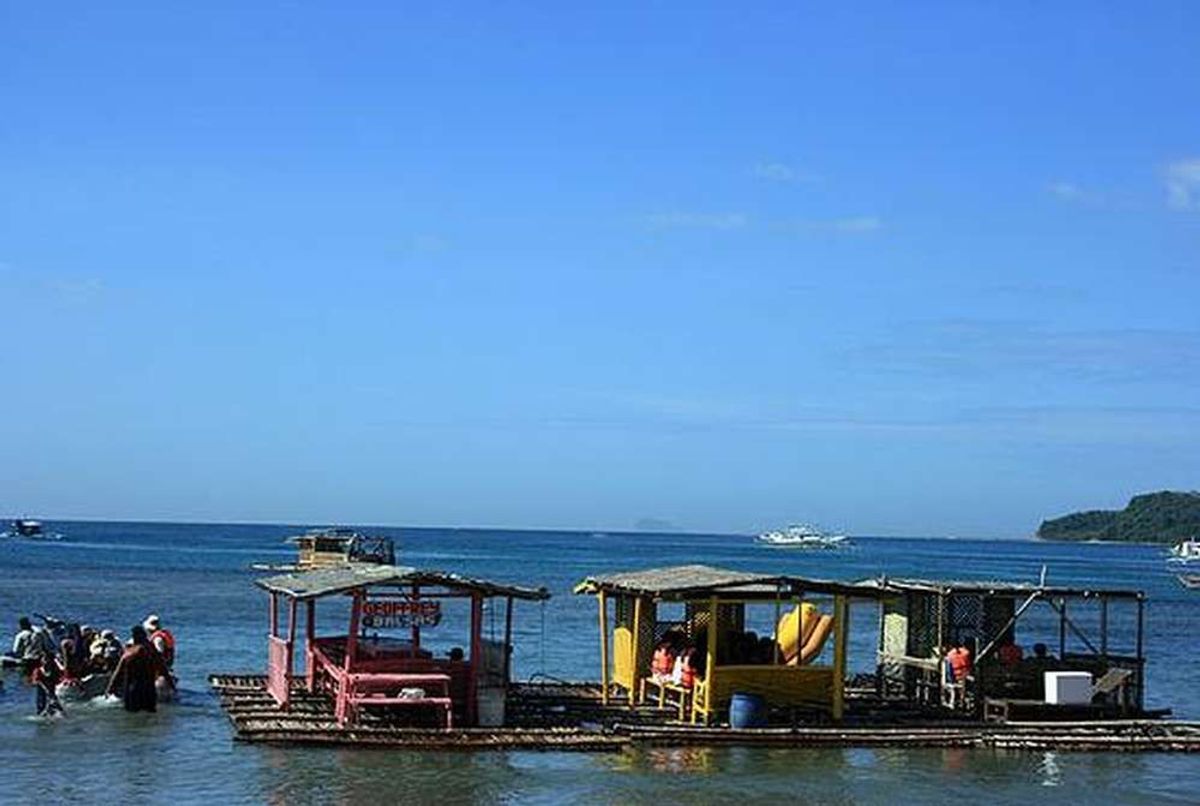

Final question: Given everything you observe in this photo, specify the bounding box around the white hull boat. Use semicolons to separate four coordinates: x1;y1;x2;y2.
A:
757;524;849;548
1168;539;1200;563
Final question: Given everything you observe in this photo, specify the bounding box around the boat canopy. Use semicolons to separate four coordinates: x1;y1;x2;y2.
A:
574;563;886;601
861;576;1144;601
257;565;550;601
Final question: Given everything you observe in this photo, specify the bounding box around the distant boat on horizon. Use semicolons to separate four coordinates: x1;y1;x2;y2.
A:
757;523;849;549
2;518;63;540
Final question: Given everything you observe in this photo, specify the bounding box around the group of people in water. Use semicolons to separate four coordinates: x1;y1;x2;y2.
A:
9;613;176;716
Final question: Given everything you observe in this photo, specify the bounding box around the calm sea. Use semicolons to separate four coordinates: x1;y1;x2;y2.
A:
0;522;1197;804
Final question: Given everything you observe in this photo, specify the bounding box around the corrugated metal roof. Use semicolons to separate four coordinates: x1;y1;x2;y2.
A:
256;565;550;601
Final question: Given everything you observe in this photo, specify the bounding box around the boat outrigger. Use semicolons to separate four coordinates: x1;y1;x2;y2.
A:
211;563;1200;751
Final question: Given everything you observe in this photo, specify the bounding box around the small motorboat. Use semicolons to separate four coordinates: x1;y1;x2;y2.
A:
1168;539;1200;563
1179;574;1200;590
56;673;112;702
3;518;63;540
14;518;43;537
757;523;849;548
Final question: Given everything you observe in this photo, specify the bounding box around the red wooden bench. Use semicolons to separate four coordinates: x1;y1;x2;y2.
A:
344;672;454;729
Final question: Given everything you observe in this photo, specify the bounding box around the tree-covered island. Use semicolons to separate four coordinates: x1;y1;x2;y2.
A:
1037;490;1200;543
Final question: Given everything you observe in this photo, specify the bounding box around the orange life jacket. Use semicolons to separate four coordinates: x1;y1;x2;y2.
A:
998;643;1023;668
680;650;699;689
150;629;176;667
946;647;971;681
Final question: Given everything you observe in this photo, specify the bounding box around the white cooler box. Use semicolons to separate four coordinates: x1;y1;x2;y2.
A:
1044;671;1093;704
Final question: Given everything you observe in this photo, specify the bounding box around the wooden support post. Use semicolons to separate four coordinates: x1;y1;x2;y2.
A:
284;597;297;689
305;599;316;691
876;597;887;697
832;595;848;721
630;596;643;707
1058;598;1067;658
1136;596;1145;709
773;587;783;665
598;591;610;705
469;592;483;726
345;590;361;671
704;596;718;724
935;593;945;707
1100;598;1109;658
287;598;298;645
503;595;514;684
411;585;421;654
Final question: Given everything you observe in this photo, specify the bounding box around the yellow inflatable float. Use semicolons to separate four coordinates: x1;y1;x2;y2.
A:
775;603;834;664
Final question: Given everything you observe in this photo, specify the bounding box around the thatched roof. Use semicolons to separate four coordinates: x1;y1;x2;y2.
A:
574;564;884;600
861;577;1143;600
257;565;550;601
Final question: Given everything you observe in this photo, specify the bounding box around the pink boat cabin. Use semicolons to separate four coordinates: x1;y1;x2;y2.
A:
258;565;550;728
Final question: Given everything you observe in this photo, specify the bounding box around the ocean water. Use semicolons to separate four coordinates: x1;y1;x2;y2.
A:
0;522;1197;804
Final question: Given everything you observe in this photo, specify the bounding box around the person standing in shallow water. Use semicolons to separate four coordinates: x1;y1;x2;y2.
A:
105;626;167;712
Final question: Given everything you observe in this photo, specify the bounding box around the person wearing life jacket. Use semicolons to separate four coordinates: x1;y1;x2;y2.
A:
678;646;702;690
143;615;175;670
997;640;1023;669
945;641;973;682
651;639;676;682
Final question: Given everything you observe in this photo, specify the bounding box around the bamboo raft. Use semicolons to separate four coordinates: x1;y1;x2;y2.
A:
211;675;1200;752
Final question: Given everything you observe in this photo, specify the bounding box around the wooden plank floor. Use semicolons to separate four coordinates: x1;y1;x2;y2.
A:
210;675;1200;752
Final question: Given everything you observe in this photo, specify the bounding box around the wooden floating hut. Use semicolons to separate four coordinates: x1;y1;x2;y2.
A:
258;564;549;728
868;576;1151;722
211;562;1200;752
573;564;885;723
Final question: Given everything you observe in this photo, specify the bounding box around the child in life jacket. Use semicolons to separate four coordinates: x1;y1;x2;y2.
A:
651;638;677;682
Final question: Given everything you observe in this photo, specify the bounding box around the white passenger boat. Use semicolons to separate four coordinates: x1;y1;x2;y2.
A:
757;523;849;548
1168;539;1200;563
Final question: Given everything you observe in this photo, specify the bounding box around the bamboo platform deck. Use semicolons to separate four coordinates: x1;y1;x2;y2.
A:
210;675;1200;752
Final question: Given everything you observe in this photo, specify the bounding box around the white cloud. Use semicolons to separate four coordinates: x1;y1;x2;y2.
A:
646;211;749;231
752;162;813;183
1046;181;1096;203
1165;158;1200;211
782;216;883;234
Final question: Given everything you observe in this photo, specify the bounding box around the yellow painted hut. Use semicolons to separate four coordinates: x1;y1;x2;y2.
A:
574;564;884;724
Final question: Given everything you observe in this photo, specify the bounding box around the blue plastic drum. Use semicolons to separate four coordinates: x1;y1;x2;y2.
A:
729;692;768;728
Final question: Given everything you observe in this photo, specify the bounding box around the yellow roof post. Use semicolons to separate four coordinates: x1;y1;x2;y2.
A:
704;595;718;723
832;594;848;721
598;590;610;705
630;595;643;708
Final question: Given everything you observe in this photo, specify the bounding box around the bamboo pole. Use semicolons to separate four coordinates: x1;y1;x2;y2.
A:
598;591;610;705
469;592;483;725
305;599;316;691
704;595;718;724
631;595;643;707
832;595;848;721
503;595;514;684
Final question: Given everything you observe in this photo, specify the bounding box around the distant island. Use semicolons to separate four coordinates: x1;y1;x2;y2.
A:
1037;490;1200;543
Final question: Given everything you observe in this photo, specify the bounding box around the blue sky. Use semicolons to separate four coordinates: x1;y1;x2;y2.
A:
2;3;1198;536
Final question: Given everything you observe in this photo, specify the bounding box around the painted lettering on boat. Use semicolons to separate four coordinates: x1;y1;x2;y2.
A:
362;598;442;628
